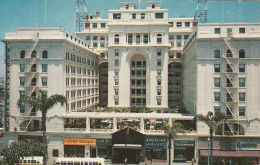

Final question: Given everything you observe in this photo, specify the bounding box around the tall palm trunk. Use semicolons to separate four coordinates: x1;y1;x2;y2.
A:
210;128;213;165
42;110;47;165
168;137;171;165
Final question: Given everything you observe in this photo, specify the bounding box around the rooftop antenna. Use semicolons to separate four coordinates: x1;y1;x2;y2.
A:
194;0;207;23
44;0;47;24
76;0;87;32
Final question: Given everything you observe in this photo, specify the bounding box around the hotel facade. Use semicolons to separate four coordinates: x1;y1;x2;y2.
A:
2;1;260;165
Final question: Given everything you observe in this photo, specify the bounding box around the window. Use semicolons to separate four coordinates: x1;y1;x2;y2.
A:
169;52;174;58
100;36;105;40
132;13;136;19
42;64;48;72
115;99;119;105
177;35;182;40
214;49;220;58
157;69;161;76
157;59;161;66
42;77;47;86
157;89;161;95
239;64;245;72
214;28;221;34
85;23;90;28
152;4;155;8
115;69;119;75
214;92;220;101
31;50;36;58
115;59;119;66
93;36;98;40
157;99;161;105
239;93;245;101
86;36;90;40
226;49;232;57
157;34;162;44
157;79;161;85
92;23;97;28
214;64;220;72
128;34;133;43
169;22;173;27
239;49;245;58
177;42;182;47
176;53;181;58
101;23;106;28
136;34;140;43
20;50;25;58
113;13;121;19
20;77;25;86
93;43;98;48
141;13;145;19
20;105;25;114
143;34;148;43
115;89;119;95
239;107;245;116
20;91;25;98
177;22;182;27
157;49;161;56
185;22;190;27
155;13;164;19
184;35;189;40
169;35;174;40
53;149;59;157
100;42;105;48
115;79;119;85
214;78;220;87
42;50;48;58
239;78;245;87
20;64;25;72
239;28;245;34
214;107;220;115
114;34;119;44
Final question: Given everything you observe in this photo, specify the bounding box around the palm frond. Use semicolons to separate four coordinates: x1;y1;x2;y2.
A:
46;94;67;110
17;96;38;107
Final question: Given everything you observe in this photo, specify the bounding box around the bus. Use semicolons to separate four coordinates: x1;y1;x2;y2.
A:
16;156;43;165
54;158;106;165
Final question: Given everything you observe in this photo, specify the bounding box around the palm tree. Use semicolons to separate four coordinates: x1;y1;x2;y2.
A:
194;111;226;165
163;122;185;165
17;90;67;165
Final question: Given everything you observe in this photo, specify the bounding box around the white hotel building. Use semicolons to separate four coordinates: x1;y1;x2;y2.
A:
2;1;260;165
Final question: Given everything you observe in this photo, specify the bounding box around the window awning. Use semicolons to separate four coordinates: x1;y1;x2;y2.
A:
200;150;260;157
113;144;142;149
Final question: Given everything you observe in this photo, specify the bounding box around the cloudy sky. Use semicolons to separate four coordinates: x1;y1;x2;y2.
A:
0;0;260;77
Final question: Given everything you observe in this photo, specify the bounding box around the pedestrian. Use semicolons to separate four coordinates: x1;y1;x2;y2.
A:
254;160;257;165
124;157;127;165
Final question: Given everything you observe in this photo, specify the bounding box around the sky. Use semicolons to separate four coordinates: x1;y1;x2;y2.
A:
0;0;260;77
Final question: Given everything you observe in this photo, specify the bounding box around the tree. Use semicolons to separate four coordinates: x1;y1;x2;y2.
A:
163;122;185;165
1;139;46;165
194;111;226;165
17;90;67;165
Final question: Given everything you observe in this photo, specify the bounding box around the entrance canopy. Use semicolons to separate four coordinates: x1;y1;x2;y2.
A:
200;150;260;157
112;127;144;145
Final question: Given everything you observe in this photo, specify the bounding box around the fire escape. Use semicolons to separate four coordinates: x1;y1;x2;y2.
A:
21;32;40;131
222;32;240;135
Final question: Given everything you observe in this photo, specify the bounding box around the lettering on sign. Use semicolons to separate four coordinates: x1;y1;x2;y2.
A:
64;138;96;146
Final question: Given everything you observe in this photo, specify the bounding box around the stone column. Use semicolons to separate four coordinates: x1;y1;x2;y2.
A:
140;117;144;132
113;117;117;131
86;117;90;132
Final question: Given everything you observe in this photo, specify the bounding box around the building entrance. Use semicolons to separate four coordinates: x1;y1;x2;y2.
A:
113;148;141;164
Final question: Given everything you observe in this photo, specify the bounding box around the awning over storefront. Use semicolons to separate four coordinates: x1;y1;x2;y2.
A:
200;150;260;157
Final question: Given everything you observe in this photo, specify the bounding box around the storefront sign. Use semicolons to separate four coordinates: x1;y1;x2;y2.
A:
145;136;167;149
64;138;96;146
97;139;112;146
174;140;195;147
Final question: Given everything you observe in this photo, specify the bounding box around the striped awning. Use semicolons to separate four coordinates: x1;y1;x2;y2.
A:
200;150;260;157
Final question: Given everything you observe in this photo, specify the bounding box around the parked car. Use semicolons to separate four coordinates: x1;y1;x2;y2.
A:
0;128;4;137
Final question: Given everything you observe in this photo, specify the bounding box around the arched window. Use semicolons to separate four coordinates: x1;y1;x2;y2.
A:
31;50;37;58
226;49;232;57
239;49;245;58
214;49;220;58
20;50;25;58
157;34;162;44
42;50;48;59
114;34;119;44
143;34;148;43
128;34;133;44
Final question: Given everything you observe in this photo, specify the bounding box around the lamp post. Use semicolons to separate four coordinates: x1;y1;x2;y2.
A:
208;137;210;165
